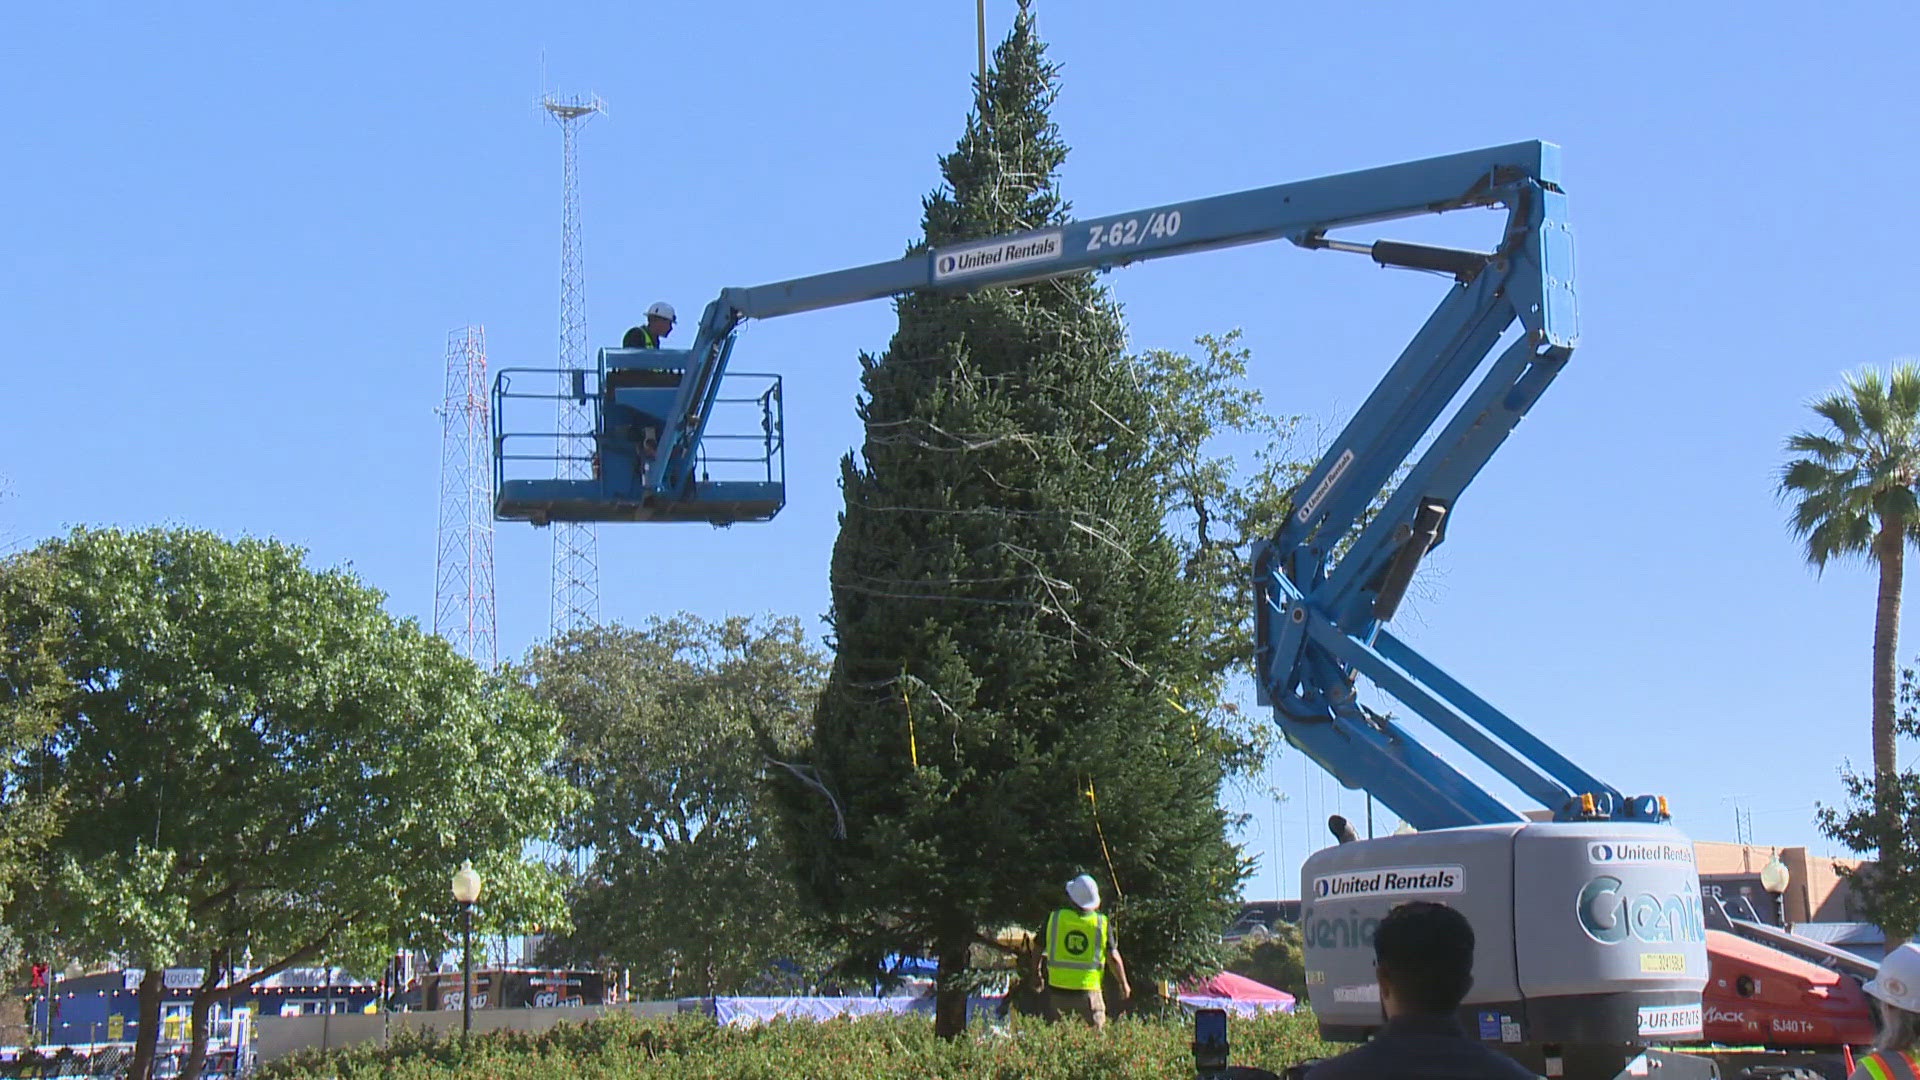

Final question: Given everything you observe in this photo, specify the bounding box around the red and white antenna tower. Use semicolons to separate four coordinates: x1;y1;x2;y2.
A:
434;326;499;667
544;91;605;638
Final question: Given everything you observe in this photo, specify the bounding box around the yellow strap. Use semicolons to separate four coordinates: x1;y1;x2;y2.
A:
1084;781;1123;900
901;675;919;768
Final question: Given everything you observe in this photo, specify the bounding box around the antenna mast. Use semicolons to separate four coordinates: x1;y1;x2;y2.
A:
543;92;605;638
434;326;498;667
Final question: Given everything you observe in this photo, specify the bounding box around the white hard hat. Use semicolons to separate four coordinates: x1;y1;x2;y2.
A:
1065;874;1101;911
646;301;677;323
1866;943;1920;1012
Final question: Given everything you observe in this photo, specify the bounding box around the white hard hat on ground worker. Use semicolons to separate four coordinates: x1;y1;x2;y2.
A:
1865;943;1920;1013
1065;874;1101;911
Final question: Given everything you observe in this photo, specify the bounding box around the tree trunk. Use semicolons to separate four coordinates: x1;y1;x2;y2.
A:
1874;520;1905;808
126;967;165;1080
177;989;217;1080
177;948;229;1080
933;935;971;1040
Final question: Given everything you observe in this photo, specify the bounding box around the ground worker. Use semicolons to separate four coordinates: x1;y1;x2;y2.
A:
1305;902;1539;1079
1042;874;1129;1027
622;301;677;348
1850;943;1920;1080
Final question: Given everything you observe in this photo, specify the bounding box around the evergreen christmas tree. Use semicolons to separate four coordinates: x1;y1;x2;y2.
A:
777;3;1244;1035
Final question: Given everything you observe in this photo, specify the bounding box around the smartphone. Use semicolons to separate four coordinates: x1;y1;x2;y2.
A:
1193;1007;1230;1072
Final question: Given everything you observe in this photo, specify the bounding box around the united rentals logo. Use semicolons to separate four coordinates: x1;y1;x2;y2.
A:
932;231;1064;281
1295;450;1355;523
1312;865;1464;900
1588;841;1694;865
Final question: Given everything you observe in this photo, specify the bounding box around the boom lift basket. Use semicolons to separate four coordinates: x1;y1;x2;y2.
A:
492;346;785;526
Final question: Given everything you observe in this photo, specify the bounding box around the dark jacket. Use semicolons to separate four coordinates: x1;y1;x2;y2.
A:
1304;1015;1542;1080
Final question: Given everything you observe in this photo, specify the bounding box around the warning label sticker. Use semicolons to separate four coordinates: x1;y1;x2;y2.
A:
1639;953;1687;974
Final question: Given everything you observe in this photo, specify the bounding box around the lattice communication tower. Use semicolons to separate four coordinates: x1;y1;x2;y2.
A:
434;326;499;667
544;92;605;638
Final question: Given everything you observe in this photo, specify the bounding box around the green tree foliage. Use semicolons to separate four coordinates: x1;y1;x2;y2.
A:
1819;663;1920;940
527;615;828;996
0;552;63;850
769;4;1290;1036
1134;330;1310;687
0;547;64;977
1781;362;1920;804
0;527;572;1080
1223;923;1308;1003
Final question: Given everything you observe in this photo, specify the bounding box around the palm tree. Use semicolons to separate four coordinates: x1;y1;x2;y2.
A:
1780;362;1920;802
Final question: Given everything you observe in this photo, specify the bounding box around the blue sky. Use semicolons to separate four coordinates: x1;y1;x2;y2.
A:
5;1;1918;901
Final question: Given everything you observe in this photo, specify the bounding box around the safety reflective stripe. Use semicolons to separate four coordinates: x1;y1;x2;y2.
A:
1861;1051;1920;1080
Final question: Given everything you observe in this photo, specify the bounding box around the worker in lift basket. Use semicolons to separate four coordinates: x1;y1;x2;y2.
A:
623;301;676;349
1851;943;1920;1080
1042;874;1131;1028
1305;901;1539;1080
616;300;676;472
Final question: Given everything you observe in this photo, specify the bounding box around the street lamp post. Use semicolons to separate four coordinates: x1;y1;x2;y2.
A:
451;861;484;1040
1761;855;1792;931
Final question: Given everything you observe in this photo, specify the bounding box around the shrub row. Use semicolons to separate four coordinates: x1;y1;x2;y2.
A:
259;1009;1340;1080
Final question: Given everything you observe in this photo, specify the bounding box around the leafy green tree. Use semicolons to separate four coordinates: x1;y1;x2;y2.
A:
1781;362;1920;803
0;527;572;1080
0;546;64;980
768;4;1281;1037
1134;330;1310;683
1223;923;1307;1002
1819;662;1920;940
528;615;828;996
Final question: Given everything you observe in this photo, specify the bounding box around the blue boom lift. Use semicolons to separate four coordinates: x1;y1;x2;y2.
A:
493;143;1747;1077
494;139;1634;826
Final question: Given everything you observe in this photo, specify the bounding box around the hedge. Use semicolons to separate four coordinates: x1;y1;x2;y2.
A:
258;1009;1341;1080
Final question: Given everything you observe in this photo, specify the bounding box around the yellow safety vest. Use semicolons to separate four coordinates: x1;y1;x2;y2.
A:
1858;1051;1920;1080
1045;907;1109;991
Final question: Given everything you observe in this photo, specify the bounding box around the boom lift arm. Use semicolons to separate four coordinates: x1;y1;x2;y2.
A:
654;141;1571;509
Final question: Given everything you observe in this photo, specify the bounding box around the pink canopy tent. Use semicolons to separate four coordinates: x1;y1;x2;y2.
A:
1177;971;1296;1015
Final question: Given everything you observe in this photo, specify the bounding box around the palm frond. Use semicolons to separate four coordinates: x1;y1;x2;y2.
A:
1790;488;1850;535
1783;432;1854;464
1889;360;1920;420
1804;512;1875;570
1779;457;1850;496
1812;389;1868;445
1878;487;1920;525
